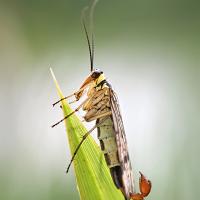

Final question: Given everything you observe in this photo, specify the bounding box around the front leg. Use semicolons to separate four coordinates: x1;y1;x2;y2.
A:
52;84;89;107
52;95;93;128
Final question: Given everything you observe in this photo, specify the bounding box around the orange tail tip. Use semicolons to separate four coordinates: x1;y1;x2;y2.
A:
130;172;151;200
139;171;152;197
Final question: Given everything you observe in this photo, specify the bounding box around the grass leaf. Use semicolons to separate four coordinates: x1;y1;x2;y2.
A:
50;68;124;200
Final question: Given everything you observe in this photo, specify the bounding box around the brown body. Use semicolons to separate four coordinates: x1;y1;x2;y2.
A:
82;80;126;191
52;70;151;200
74;71;151;200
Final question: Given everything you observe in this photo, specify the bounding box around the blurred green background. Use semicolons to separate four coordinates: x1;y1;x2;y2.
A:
0;0;199;199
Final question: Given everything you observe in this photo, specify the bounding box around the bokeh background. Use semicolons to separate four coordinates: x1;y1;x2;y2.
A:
0;0;199;199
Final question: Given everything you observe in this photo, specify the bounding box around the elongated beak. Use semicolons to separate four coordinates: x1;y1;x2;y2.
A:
80;75;94;89
75;75;94;100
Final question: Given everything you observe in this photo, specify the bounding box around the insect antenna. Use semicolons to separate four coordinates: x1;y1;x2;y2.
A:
81;7;93;72
81;0;98;72
90;0;98;72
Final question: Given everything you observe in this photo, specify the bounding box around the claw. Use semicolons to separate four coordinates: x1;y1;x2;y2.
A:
139;171;151;197
130;172;151;200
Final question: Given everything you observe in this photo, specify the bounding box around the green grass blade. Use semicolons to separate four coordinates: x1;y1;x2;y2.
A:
50;69;124;200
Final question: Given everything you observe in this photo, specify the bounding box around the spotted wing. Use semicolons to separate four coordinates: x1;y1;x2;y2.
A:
110;88;135;199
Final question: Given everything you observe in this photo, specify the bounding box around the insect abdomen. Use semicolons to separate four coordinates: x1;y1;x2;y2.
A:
97;117;124;190
97;117;120;168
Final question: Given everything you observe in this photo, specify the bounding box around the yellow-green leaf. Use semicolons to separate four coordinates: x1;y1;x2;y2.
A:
50;68;124;200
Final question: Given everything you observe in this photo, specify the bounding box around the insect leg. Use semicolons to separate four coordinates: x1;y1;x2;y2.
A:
85;111;112;122
66;113;112;173
52;84;88;107
52;93;75;107
51;96;92;128
81;110;111;123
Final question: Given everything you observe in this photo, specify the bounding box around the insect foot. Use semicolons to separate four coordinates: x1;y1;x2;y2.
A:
130;172;151;200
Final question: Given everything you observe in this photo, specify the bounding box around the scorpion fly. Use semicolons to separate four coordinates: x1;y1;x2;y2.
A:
52;3;151;200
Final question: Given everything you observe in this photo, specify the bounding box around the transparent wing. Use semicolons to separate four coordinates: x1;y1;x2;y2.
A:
110;88;135;199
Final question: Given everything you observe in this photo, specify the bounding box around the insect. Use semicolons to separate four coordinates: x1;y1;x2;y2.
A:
52;3;151;200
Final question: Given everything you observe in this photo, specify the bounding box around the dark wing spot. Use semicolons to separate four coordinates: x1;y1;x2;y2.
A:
124;155;128;163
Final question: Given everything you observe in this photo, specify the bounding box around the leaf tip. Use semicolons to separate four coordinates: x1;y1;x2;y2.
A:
50;67;56;82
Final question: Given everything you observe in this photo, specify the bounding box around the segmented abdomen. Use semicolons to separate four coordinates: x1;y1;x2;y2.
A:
97;117;124;189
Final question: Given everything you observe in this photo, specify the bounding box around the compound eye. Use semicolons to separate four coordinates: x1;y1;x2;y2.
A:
94;68;103;73
91;68;103;78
